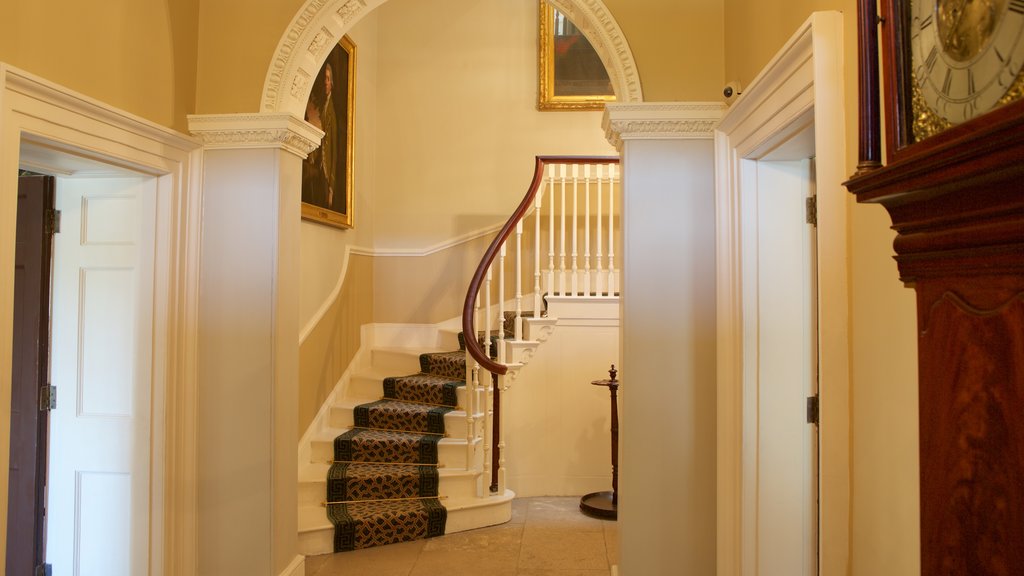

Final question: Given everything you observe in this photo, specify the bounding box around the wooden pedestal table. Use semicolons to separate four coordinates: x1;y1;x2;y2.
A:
580;365;619;520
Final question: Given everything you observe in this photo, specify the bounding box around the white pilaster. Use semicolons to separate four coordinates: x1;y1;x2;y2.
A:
603;102;725;576
188;113;319;576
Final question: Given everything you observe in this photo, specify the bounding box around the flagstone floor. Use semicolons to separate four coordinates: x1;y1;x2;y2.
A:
305;496;619;576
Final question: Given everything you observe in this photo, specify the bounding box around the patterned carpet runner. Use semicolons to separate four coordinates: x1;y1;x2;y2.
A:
326;345;468;552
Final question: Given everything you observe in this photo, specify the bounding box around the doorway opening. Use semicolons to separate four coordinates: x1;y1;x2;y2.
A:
714;12;849;576
9;144;158;576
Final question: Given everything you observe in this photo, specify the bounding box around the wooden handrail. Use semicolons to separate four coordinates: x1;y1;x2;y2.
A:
463;154;619;495
461;155;619;375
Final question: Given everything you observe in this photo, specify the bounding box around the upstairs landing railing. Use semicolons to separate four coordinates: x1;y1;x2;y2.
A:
462;156;620;495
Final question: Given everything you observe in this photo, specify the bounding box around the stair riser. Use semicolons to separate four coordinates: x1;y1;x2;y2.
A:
311;437;474;469
297;493;513;557
369;348;428;374
298;472;481;509
346;376;481;409
328;406;483;436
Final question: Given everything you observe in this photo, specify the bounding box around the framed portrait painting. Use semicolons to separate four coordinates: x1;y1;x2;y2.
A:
302;35;356;228
538;1;615;111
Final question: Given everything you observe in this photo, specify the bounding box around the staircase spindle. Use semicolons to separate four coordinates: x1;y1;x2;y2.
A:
596;164;605;296
584;164;592;296
547;164;556;299
515;220;523;341
571;164;580;296
498;244;506;364
558;164;567;296
533;176;543;320
606;162;614;293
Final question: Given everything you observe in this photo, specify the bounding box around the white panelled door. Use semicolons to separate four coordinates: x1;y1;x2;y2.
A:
749;159;819;576
47;178;155;576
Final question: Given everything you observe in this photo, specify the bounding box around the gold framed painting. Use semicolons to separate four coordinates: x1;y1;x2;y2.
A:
538;1;615;111
302;35;356;228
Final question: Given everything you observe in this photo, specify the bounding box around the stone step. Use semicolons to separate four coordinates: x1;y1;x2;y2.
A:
310;428;480;470
328;399;481;436
297;489;515;556
299;463;482;509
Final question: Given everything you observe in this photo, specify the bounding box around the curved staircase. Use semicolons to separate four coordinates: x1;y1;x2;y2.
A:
298;327;514;556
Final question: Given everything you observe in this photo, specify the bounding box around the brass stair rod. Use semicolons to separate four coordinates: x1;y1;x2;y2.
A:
322;495;448;506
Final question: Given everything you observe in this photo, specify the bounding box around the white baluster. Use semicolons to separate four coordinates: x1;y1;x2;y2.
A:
468;289;480;475
533;169;543;320
558;164;567;296
608;164;617;295
498;244;506;364
584;164;592;296
547;164;556;299
496;376;507;494
571;164;579;296
596;164;605;296
515;220;523;341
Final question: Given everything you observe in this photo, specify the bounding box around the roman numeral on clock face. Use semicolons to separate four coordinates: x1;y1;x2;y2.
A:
1011;0;1024;15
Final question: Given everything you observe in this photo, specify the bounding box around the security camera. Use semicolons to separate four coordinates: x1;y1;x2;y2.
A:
723;81;743;104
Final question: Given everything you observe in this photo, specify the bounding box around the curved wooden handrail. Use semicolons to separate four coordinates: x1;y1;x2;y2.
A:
462;155;620;376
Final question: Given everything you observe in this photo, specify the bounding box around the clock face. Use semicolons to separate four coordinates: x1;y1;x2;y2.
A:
910;0;1024;127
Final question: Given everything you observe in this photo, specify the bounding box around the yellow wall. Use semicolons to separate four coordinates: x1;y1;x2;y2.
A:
603;0;725;100
723;1;921;574
0;0;199;131
370;0;616;250
298;254;374;434
194;0;305;115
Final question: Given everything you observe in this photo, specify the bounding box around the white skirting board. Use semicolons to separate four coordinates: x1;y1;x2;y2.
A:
279;555;304;576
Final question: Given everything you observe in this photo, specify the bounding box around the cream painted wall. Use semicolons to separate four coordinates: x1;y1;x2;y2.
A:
371;0;616;250
724;2;921;574
0;0;199;131
603;0;726;101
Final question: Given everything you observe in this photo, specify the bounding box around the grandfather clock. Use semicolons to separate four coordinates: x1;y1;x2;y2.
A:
845;1;1024;574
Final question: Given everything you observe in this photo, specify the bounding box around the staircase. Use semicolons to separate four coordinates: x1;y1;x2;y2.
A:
297;324;515;555
298;156;622;556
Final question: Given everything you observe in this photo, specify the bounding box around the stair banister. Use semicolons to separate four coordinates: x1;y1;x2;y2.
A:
462;155;620;494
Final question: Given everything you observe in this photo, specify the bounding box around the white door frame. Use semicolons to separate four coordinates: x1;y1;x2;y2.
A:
0;64;202;575
714;12;850;576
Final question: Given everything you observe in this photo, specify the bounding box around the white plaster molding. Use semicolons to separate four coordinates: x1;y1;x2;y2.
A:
278;555;305;576
547;0;643;103
370;222;503;257
262;0;640;117
603;102;726;150
187;113;323;158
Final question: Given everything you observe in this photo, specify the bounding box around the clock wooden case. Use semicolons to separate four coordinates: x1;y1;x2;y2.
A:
846;0;1024;574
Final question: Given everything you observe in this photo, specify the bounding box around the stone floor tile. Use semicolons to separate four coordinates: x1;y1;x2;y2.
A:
311;538;424;576
518;527;609;571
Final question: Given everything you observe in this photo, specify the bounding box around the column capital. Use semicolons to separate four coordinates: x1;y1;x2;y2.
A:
602;102;725;150
187;112;322;158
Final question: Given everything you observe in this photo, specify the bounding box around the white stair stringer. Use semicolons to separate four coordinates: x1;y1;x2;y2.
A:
297;324;515;557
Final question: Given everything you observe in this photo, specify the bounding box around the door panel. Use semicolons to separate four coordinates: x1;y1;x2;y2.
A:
7;174;55;576
750;159;819;575
47;178;154;576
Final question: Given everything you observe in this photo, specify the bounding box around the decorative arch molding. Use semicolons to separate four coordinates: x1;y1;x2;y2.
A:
261;0;642;116
546;0;642;103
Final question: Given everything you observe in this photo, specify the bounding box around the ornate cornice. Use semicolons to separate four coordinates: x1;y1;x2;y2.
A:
602;102;726;149
187;113;323;158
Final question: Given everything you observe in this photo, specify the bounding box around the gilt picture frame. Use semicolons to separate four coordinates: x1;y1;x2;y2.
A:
302;35;356;229
538;1;615;111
